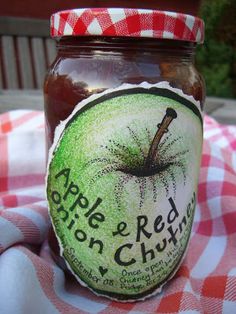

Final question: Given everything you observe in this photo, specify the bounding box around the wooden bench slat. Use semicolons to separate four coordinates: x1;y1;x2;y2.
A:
0;56;3;88
31;38;47;89
0;17;55;90
2;36;19;89
17;37;34;89
45;38;57;66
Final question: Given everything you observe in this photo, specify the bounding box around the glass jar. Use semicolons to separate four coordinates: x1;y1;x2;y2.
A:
45;8;205;301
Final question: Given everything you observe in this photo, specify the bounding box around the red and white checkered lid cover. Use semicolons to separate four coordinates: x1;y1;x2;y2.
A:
50;8;204;43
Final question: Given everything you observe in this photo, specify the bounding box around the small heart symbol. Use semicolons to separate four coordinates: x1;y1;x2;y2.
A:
99;266;108;277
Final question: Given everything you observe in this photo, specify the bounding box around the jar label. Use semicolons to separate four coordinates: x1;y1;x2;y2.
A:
46;82;203;301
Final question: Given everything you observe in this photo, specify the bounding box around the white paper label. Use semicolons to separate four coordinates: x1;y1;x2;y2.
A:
46;82;203;301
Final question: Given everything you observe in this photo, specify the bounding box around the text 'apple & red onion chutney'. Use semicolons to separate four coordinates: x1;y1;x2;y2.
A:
44;8;205;301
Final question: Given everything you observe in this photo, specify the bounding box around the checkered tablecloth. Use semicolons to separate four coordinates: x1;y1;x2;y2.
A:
0;110;236;314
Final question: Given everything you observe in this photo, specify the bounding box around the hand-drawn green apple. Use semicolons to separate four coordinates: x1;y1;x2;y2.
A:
47;86;203;301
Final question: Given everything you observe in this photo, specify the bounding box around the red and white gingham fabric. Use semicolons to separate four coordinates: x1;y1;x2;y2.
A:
51;8;204;43
0;110;236;314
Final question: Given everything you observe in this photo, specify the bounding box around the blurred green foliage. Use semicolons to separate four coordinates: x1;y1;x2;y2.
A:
196;0;236;98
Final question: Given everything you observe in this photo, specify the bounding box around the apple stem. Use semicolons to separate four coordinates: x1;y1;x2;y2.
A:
145;108;177;170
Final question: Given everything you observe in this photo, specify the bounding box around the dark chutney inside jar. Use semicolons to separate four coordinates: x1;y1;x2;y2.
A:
44;36;205;149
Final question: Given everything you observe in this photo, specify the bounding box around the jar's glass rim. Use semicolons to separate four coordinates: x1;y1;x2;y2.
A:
50;8;204;44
